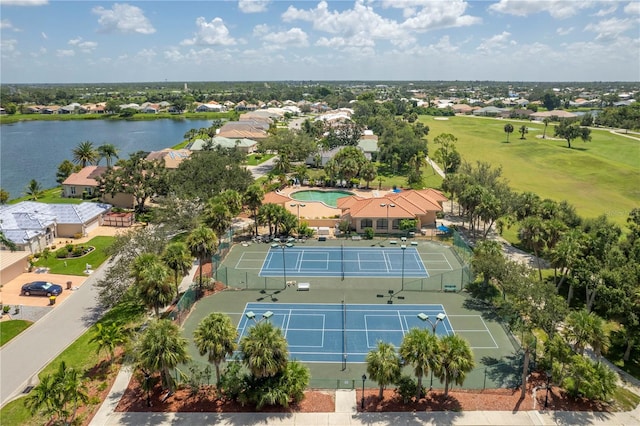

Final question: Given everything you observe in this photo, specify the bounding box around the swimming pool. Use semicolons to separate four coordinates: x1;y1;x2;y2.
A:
290;189;354;207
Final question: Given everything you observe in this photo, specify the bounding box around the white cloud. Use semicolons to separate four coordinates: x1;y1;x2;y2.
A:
476;31;515;53
431;35;459;53
489;0;594;19
594;5;617;17
41;32;47;39
585;17;635;41
1;19;19;31
56;49;75;57
135;49;156;61
625;2;640;14
181;17;237;46
400;1;482;31
238;0;270;13
0;0;47;6
261;27;309;48
68;37;97;53
283;1;408;48
92;3;155;35
557;27;573;36
0;38;18;54
253;24;270;37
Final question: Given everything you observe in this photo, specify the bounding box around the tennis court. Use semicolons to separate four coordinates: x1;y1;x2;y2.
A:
246;246;453;278
236;302;499;363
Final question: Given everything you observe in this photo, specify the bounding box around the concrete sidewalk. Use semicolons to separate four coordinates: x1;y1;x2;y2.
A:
91;365;640;426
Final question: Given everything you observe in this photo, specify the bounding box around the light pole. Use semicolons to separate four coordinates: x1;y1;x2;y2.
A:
280;243;287;288
544;371;552;409
290;203;305;238
361;374;367;410
417;312;446;390
380;203;395;236
401;244;406;290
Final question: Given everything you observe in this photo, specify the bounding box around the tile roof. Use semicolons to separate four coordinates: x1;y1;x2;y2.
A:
146;148;191;168
62;166;109;187
262;192;290;205
339;189;446;219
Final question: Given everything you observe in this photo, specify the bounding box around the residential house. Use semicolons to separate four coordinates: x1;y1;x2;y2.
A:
0;201;111;253
337;189;447;234
195;102;227;112
145;148;191;169
217;120;269;140
530;110;578;120
62;166;135;208
452;104;474;114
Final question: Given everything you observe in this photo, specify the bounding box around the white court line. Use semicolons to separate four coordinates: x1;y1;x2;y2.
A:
235;252;268;270
480;316;499;349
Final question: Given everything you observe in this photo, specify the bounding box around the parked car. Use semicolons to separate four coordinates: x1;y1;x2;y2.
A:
21;281;63;297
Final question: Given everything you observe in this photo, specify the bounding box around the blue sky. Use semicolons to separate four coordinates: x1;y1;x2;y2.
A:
1;0;639;83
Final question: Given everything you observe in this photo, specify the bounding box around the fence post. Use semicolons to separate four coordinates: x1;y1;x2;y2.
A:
483;368;487;390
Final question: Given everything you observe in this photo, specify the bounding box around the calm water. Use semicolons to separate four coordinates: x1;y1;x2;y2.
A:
0;119;214;198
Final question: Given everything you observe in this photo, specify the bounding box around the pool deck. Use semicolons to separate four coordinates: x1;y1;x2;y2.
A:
279;185;392;219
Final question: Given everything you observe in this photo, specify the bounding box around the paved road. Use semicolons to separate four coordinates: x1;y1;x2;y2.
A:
0;264;107;407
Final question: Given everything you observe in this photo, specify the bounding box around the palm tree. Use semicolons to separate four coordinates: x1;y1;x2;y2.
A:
519;125;528;139
433;335;475;397
360;161;378;189
131;253;175;317
72;141;98;167
518;216;547;281
56;361;89;424
137;319;191;392
186;225;218;296
89;322;127;364
563;309;607;356
193;313;238;385
24;179;44;200
203;199;233;238
240;321;289;378
399;328;438;401
218;189;243;216
366;341;401;400
1;231;18;251
25;374;59;423
162;242;192;297
504;123;514;142
97;143;120;167
243;183;264;236
542;117;551;139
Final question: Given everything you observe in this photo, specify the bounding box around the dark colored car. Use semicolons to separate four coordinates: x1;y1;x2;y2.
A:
21;281;63;297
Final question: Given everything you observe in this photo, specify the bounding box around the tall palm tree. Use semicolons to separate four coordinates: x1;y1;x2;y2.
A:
563;309;607;356
25;374;58;423
72;141;98;167
186;225;218;296
24;179;44;200
399;328;438;401
433;335;475;397
97;143;120;167
218;189;243;216
203;199;233;238
366;341;401;400
243;183;264;236
240;321;289;378
542;117;551;139
89;322;127;364
519;125;528;139
56;361;89;424
137;319;191;392
193;313;238;385
131;253;175;317
503;123;514;142
518;216;547;281
162;241;192;297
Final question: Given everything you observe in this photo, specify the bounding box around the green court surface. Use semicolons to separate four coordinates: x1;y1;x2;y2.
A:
180;238;521;391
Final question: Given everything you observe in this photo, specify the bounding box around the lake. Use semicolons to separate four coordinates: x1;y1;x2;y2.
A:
0;119;214;198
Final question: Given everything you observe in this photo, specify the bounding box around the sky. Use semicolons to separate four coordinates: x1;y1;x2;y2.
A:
1;0;639;84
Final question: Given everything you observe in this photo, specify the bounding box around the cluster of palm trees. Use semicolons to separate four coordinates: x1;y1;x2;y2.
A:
366;330;475;402
72;140;120;167
130;312;309;408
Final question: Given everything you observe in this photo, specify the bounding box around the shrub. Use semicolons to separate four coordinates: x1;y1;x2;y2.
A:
74;233;83;239
3;305;11;314
364;227;375;239
395;375;421;403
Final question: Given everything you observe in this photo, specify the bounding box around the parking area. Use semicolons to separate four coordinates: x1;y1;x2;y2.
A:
1;272;88;307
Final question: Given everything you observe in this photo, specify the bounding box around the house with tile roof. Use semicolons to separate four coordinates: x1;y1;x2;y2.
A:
0;201;111;253
337;189;447;234
145;148;191;169
62;166;135;208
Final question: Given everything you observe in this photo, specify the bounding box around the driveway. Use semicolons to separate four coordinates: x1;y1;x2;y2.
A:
0;262;107;407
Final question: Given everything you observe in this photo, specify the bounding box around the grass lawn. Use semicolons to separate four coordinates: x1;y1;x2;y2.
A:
0;320;32;346
422;116;640;227
9;187;84;205
35;236;115;275
0;302;146;426
245;153;275;166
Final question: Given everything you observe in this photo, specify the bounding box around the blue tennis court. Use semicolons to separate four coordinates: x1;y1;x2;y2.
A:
237;302;452;363
259;246;429;278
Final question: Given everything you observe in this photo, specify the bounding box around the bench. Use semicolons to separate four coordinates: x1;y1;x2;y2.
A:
443;284;457;293
351;235;362;241
389;240;397;245
297;282;310;291
410;241;419;246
